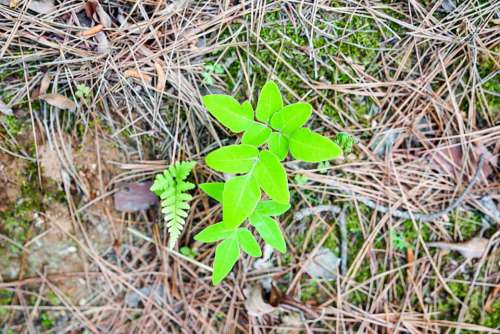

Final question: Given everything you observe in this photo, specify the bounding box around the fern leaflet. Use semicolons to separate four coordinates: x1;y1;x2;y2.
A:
150;161;196;249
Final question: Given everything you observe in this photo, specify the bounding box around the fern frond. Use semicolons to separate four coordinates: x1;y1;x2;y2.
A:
151;161;196;249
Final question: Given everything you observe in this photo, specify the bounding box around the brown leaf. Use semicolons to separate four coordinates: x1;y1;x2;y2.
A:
154;62;166;92
427;237;489;259
95;32;110;54
0;99;13;116
113;182;158;212
4;0;54;13
83;0;97;18
124;69;152;83
39;72;51;95
28;0;55;14
244;285;275;317
79;24;103;37
304;248;339;279
429;145;497;180
41;93;77;111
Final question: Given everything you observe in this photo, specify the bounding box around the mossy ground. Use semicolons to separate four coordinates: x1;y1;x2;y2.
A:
0;1;498;332
196;8;499;330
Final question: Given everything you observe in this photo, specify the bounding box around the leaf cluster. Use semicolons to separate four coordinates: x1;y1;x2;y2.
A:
150;161;196;250
197;81;343;284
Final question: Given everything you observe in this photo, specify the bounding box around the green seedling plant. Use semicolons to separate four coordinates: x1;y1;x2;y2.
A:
390;230;411;251
75;84;92;100
202;63;224;85
335;132;356;153
195;81;344;284
150;161;196;250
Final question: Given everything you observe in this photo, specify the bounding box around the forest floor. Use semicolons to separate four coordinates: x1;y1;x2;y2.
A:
0;0;499;333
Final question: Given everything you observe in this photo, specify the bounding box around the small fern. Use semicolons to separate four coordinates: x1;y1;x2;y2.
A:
150;161;196;249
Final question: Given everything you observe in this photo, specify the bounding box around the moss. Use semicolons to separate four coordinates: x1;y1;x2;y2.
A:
482;300;500;328
477;48;500;121
45;291;60;306
401;220;431;245
3;116;23;136
39;312;55;330
451;211;483;240
432;278;499;331
0;290;13;327
206;8;389;125
0;159;65;250
289;223;338;254
350;290;368;307
300;280;321;302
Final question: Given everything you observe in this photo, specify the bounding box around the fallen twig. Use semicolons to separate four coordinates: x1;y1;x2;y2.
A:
339;207;348;276
293;205;341;221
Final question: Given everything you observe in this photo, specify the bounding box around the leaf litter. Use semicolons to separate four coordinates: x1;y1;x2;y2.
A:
0;0;499;332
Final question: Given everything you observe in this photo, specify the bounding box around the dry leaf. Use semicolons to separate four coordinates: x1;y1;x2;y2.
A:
278;314;303;334
83;0;97;18
0;99;13;116
304;248;339;279
429;145;497;180
244;285;275;317
479;196;500;223
124;69;152;83
114;182;158;212
95;3;112;28
79;24;103;37
427;237;489;259
253;245;275;290
28;0;55;14
39;72;51;95
154;62;166;92
95;32;110;54
41;93;77;111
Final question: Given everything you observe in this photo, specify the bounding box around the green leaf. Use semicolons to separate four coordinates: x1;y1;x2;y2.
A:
241;100;254;118
242;122;271;147
223;175;261;229
334;132;355;153
270;102;312;135
150;161;196;250
194;222;235;243
237;228;262;257
205;144;258;174
255;200;290;216
289;128;342;162
212;236;240;285
255;81;283;123
254;151;289;204
268;132;289;161
199;182;224;202
203;95;253;133
249;213;286;253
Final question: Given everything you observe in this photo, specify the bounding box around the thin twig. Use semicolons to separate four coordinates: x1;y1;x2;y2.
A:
293;205;341;221
339;207;348;276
